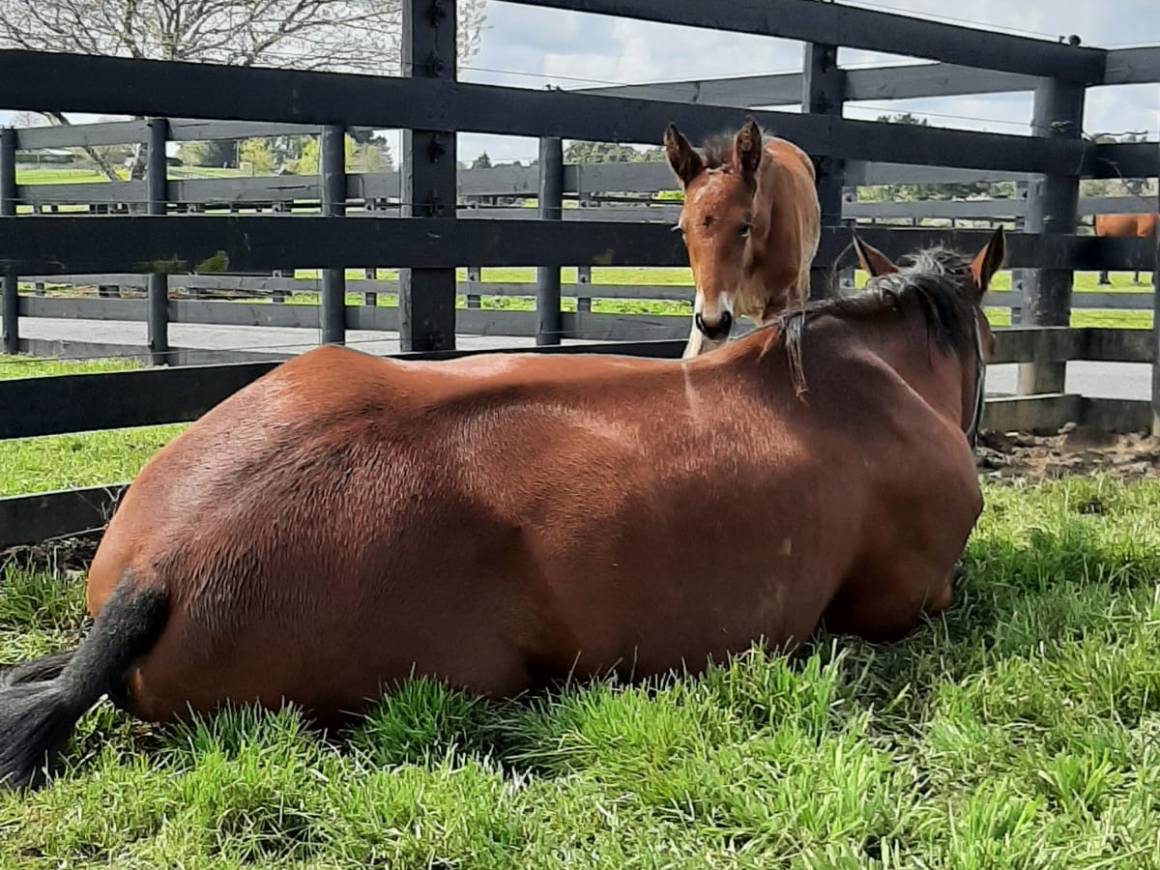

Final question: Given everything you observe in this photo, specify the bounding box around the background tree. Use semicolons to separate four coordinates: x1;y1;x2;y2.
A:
179;140;240;170
0;0;487;179
564;141;665;164
239;139;276;175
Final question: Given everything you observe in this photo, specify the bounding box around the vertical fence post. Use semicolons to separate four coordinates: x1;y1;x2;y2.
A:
146;118;170;365
536;136;564;345
840;187;856;291
577;265;592;313
466;266;482;308
320;124;347;345
0;127;17;355
400;0;457;352
1152;145;1160;436
1018;79;1084;396
1010;181;1030;325
271;202;292;303
802;42;847;300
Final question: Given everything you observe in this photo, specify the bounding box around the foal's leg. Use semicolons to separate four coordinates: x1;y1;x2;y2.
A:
682;322;704;359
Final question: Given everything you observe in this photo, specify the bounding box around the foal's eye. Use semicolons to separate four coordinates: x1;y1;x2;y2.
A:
739;224;751;238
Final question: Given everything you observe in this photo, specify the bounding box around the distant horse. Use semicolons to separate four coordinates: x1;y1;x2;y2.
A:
0;228;1004;791
665;118;821;358
1094;212;1158;285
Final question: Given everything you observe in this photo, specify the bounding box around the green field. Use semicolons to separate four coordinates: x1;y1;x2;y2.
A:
1;476;1158;867
16;167;246;185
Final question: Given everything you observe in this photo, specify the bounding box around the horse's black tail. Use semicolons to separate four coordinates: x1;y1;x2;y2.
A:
0;578;168;791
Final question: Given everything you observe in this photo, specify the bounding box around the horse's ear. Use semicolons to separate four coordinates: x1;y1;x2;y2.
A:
971;226;1006;296
664;123;702;186
734;116;763;178
853;233;898;278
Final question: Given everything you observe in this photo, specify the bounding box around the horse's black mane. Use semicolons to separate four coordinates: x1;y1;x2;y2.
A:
775;245;981;395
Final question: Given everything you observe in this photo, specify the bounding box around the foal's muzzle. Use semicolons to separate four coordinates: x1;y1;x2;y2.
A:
695;310;733;340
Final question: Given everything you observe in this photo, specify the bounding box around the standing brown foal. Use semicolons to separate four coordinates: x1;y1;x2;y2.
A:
665;117;821;358
0;230;1004;791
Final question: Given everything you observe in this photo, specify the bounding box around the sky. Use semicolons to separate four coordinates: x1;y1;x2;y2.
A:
455;0;1159;163
3;0;1157;164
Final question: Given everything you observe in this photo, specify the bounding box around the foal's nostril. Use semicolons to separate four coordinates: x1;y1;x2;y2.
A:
696;310;733;341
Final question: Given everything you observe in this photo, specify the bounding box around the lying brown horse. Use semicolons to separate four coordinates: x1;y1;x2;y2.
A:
1094;212;1158;285
0;228;1004;790
665;118;821;358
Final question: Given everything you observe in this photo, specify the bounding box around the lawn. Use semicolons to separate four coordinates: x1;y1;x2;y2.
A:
1;475;1158;867
0;357;184;498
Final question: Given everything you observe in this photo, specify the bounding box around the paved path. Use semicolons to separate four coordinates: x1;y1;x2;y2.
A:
19;317;1152;401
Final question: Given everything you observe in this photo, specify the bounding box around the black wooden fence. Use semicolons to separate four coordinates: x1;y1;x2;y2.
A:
0;0;1158;548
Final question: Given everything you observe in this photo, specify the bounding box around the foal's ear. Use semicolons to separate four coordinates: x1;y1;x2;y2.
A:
664;123;703;186
852;233;899;278
971;226;1006;296
734;116;763;177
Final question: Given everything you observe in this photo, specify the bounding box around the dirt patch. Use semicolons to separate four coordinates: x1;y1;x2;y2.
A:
2;534;100;574
978;427;1160;482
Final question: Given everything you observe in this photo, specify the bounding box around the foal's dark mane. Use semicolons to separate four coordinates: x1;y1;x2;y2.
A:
773;246;982;396
700;127;773;173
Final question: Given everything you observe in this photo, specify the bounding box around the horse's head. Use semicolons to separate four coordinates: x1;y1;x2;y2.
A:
852;227;1006;443
665;118;765;342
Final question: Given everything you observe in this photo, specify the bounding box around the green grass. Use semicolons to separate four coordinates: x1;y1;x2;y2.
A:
0;356;143;381
0;357;186;498
0;426;186;498
1;476;1159;866
15;168;115;185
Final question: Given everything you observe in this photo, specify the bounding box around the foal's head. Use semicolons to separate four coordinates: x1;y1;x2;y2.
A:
665;118;765;341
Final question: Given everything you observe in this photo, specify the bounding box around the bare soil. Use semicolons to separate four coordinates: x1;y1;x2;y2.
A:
977;427;1160;482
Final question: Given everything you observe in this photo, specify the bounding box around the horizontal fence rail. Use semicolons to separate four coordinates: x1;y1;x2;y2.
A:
2;51;1154;178
504;0;1107;81
580;48;1160;105
11;176;1155;223
1;219;1154;275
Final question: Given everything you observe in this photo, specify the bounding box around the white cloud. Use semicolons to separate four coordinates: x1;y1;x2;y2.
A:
457;0;1158;161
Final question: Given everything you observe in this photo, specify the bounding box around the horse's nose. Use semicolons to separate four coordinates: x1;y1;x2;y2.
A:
695;310;733;340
